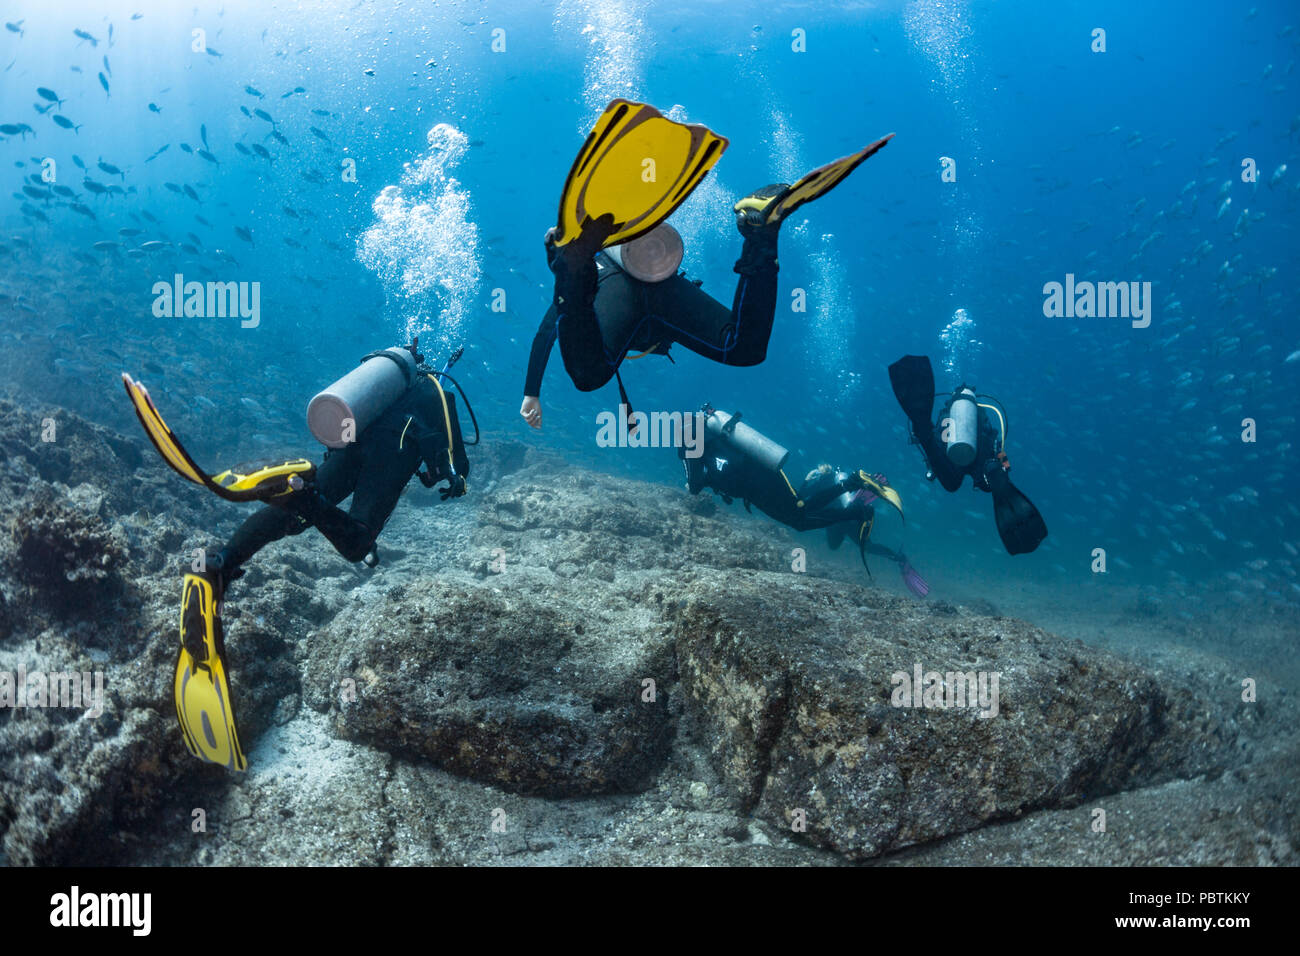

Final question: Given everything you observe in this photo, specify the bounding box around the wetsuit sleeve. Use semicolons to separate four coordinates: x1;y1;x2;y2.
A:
799;472;864;514
523;306;558;396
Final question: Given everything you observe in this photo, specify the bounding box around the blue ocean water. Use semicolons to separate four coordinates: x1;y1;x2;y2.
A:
1;0;1297;605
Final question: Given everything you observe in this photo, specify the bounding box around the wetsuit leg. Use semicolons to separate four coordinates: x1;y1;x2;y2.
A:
915;422;965;492
646;236;779;366
329;434;423;561
553;262;656;392
549;233;779;390
552;256;614;392
221;445;363;569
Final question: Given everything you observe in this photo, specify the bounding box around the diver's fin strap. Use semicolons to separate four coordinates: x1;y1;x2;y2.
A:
210;459;316;502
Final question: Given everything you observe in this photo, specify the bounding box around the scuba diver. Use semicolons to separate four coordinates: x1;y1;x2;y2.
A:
679;405;929;597
520;98;893;428
887;354;1047;555
121;339;475;770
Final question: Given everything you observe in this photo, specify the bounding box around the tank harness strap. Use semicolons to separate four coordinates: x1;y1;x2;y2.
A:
359;349;415;387
624;342;662;360
778;468;804;508
976;401;1007;448
425;373;457;479
613;368;637;431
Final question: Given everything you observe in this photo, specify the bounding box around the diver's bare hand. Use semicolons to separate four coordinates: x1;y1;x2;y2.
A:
520;395;542;429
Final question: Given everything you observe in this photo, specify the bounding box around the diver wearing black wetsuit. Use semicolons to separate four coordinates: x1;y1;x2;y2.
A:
520;205;780;422
209;372;469;585
888;354;1047;555
679;426;929;595
682;449;867;532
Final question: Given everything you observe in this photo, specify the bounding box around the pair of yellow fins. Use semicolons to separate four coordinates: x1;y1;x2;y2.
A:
123;374;316;771
553;97;894;250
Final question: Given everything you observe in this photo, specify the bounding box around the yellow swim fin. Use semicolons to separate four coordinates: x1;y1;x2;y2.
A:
735;133;895;226
122;372;314;503
175;573;247;771
553;99;728;249
860;471;905;520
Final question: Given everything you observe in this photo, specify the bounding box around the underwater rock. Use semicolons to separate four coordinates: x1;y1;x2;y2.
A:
0;398;219;527
671;569;1246;861
878;739;1300;866
0;410;1285;866
7;482;128;607
475;470;792;579
0;531;311;864
304;578;675;796
0;399;145;513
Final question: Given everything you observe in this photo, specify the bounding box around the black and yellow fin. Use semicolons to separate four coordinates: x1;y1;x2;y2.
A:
554;99;728;249
859;470;904;520
211;459;317;501
122;372;313;503
175;573;247;771
736;134;895;226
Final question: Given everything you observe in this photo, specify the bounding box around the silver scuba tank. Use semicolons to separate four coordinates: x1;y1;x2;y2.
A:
944;387;979;468
605;223;684;283
705;408;789;472
307;347;417;448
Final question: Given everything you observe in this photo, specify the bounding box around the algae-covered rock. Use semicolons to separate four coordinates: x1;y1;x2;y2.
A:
8;482;129;607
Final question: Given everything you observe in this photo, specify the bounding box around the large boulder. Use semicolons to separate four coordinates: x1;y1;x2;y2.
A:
303;578;676;796
672;569;1248;860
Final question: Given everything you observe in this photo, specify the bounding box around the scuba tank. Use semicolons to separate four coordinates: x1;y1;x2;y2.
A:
604;222;684;283
704;406;789;472
944;387;980;468
307;346;417;448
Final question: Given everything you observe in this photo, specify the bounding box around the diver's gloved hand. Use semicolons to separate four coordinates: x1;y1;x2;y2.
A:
439;474;467;501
